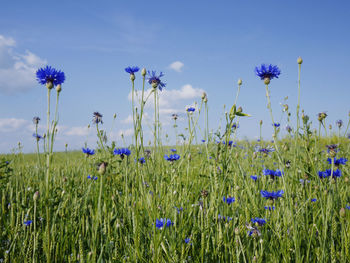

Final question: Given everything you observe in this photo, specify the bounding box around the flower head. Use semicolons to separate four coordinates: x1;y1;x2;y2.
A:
82;147;95;156
186;107;196;113
318;169;342;179
125;66;140;75
147;71;166;90
164;154;180;162
251;218;266;226
170;149;177;152
286;125;292;133
92;112;103;124
114;148;131;158
33;133;42;141
32;117;40;125
264;206;275;211
336;120;343;128
24;220;33;226
255;64;281;81
223;196;235;204
250;175;258;181
185;237;191;244
172;113;178;120
263;169;283;179
218;214;232;222
260;190;284;200
36;66;65;86
311;198;317;202
273;123;280;128
87;175;98;180
137;157;146;164
327;157;347;166
155;218;173;229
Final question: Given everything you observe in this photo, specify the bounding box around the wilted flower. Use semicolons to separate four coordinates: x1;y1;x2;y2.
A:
147;71;166;90
286;125;292;133
255;64;281;83
155;218;173;229
36;66;65;88
164;154;180;162
172;113;178;120
260;190;284;200
318;112;327;122
92;112;103;124
82;147;95;156
336;120;343;128
223;196;235;204
32;117;40;125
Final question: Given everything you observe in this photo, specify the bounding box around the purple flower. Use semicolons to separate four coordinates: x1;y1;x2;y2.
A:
147;71;166;91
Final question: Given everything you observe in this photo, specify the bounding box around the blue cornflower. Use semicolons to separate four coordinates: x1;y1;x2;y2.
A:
174;206;183;213
147;71;166;91
33;133;42;141
222;140;234;146
263;169;283;179
24;220;33;226
125;66;140;75
251;218;266;226
346;205;350;210
170;148;177;152
264;206;275;211
250;175;258;181
185;237;191;244
255;64;281;81
92;112;103;124
260;190;284;200
223;196;235;204
256;145;275;155
325;144;338;153
82;147;95;156
311;198;317;202
232;123;239;129
273;123;280;128
87;175;98;180
327;157;347;166
36;66;65;86
218;214;232;222
137;157;146;164
318;169;342;179
201;139;206;143
186;107;196;112
114;148;131;158
336;119;343;128
155;218;173;229
164;154;180;162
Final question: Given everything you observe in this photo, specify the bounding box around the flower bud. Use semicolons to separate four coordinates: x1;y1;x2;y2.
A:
33;191;40;201
264;77;270;85
113;113;117;119
130;74;135;81
56;84;62;93
151;82;158;89
46;81;53;90
297;57;303;64
237;106;243;113
237;79;242;86
201;92;207;101
141;68;146;77
340;208;346;217
260;120;263;125
98;162;107;175
234;227;240;235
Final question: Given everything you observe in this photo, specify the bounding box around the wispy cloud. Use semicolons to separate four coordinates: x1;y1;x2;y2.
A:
169;61;184;72
0;35;47;94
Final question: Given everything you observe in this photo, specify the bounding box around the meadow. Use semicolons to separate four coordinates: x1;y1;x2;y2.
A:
0;61;349;262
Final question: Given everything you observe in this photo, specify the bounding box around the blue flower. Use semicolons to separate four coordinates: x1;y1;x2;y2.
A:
33;133;42;141
24;220;33;226
250;175;258;181
185;237;191;244
87;175;98;180
174;206;183;213
138;157;146;164
36;66;65;86
255;64;281;80
346;205;350;210
82;147;95;156
125;66;139;75
311;198;317;202
92;112;103;124
114;148;131;158
336;119;343;128
147;71;166;91
186;107;196;112
318;169;342;179
222;140;234;146
218;214;232;222
251;218;266;226
327;157;347;166
273;123;280;128
264;206;275;211
260;190;284;200
201;139;206;143
263;169;283;179
164;154;180;162
223;196;235;204
170;149;177;152
155;218;173;229
256;145;275;155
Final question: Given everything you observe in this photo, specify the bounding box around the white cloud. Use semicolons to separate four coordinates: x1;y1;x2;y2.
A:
0;118;30;132
118;128;134;137
64;126;91;136
0;35;47;94
121;115;133;124
169;61;184;72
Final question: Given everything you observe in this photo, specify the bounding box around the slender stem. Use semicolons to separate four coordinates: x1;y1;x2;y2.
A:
296;63;301;136
46;88;51;195
153;89;157;158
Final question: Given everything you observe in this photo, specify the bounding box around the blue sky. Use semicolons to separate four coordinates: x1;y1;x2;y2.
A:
0;0;349;153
